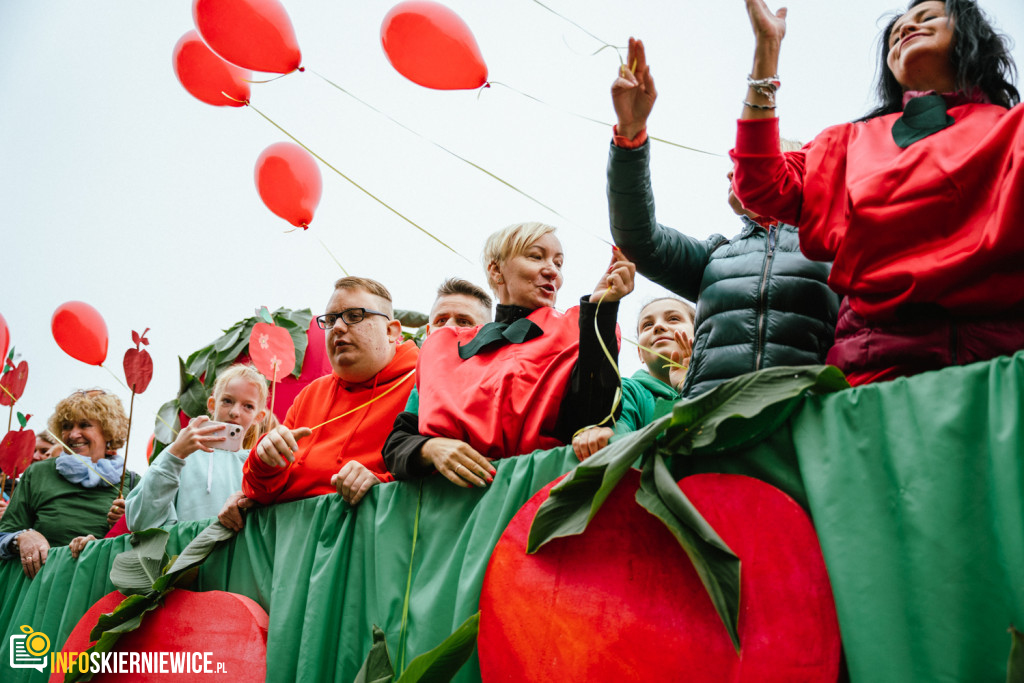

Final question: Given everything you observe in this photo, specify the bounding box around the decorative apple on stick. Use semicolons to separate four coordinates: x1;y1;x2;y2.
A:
119;329;154;497
0;348;29;431
0;412;35;494
247;307;295;418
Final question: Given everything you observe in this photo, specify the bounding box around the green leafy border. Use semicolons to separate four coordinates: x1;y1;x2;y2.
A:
354;613;480;683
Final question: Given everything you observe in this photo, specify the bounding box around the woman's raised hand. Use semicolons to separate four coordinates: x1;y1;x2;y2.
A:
745;0;787;46
611;37;657;141
668;330;694;393
590;248;637;303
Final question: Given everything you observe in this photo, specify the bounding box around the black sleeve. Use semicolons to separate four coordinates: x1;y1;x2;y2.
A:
382;411;436;480
553;295;623;442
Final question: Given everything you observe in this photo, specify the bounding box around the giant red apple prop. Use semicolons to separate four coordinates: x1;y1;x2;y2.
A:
479;472;841;681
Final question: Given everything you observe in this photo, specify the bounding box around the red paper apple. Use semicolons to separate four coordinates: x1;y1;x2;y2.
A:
0;414;35;477
123;329;154;394
0;359;28;406
248;322;295;381
478;471;841;682
51;589;268;682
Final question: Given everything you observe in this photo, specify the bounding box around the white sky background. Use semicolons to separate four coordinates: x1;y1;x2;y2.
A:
1;0;1021;472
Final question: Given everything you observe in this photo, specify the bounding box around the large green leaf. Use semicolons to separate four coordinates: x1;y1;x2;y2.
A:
1009;626;1024;683
663;365;848;457
396;612;479;683
212;321;246;353
636;453;741;651
163;521;236;578
527;418;668;553
354;625;395;683
70;595;166;683
88;593;158;640
153;398;180;445
109;529;170;595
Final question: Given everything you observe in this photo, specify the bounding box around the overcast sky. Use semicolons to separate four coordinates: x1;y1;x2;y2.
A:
2;0;1021;471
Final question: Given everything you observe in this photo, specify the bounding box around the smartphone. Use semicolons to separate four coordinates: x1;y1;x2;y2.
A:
206;421;245;452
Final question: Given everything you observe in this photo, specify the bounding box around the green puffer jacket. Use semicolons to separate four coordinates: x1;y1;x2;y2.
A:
608;140;840;398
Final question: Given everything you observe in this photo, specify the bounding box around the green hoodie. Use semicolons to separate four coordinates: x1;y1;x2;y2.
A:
617;369;679;433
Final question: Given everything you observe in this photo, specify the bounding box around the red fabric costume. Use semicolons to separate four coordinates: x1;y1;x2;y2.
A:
416;306;582;460
730;106;1024;322
242;341;418;504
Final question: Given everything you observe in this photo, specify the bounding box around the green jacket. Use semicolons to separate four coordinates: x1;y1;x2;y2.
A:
618;369;678;433
608;141;839;398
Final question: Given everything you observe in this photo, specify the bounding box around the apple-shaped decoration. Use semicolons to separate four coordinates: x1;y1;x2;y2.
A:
51;589;268;682
123;329;154;394
0;413;35;477
478;471;841;682
248;308;296;381
0;356;29;406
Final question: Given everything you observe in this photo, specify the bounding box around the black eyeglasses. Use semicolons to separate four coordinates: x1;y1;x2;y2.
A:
316;308;391;329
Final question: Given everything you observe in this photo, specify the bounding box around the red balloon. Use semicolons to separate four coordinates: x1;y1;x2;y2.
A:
52;301;108;366
381;1;488;90
254;142;322;228
173;30;251;107
193;0;301;74
479;472;841;681
0;312;8;365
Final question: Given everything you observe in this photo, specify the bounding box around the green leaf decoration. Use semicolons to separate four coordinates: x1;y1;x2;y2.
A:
257;306;274;324
109;529;170;595
16;411;27;429
154;398;180;446
88;593;159;641
395;612;480;683
70;594;165;683
527;417;669;553
394;309;429;328
177;357;208;418
354;625;395;683
1009;626;1024;683
637;453;741;651
663;365;848;457
165;521;236;576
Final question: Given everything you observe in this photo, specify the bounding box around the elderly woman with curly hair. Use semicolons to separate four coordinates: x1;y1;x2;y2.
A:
0;389;138;578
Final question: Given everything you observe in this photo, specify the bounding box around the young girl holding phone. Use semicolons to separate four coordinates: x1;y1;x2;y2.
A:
121;364;271;531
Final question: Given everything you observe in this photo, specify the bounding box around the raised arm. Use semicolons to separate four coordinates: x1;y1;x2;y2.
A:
741;0;787;120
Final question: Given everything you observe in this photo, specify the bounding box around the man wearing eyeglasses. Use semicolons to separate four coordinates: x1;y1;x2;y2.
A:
241;276;418;508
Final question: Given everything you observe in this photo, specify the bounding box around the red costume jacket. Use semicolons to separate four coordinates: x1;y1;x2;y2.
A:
730;104;1024;323
416;306;583;460
242;341;418;504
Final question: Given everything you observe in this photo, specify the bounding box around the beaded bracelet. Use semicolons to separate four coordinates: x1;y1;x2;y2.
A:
742;100;777;111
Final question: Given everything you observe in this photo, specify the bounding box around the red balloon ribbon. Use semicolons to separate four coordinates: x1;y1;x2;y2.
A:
52;301;109;366
173;30;251;107
193;0;302;74
381;1;488;90
254;142;322;228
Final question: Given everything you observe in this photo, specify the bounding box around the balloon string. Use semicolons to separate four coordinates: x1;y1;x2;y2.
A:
243;73;291;85
483;82;721;157
572;286;622;439
309;70;609;247
100;364;131;391
528;0;622;52
317;237;349;275
621;336;689;374
118;389;135;498
44;428;118;488
307;370;415;432
270;364;278;420
231;95;471;264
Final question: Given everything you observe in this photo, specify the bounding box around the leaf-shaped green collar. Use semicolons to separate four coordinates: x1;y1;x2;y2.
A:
892;94;954;148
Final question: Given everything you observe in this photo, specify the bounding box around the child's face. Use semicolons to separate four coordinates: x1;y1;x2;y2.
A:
207;378;265;430
637;300;695;370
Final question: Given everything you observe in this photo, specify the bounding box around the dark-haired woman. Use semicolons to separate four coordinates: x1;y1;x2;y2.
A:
732;0;1024;385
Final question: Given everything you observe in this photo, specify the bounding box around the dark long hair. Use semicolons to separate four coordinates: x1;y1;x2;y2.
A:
862;0;1019;119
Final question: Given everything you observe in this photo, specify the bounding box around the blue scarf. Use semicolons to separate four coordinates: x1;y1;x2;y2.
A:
55;453;124;488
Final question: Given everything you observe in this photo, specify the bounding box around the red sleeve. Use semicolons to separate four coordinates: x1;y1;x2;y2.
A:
612;125;648;149
729;117;806;226
241;388;303;504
